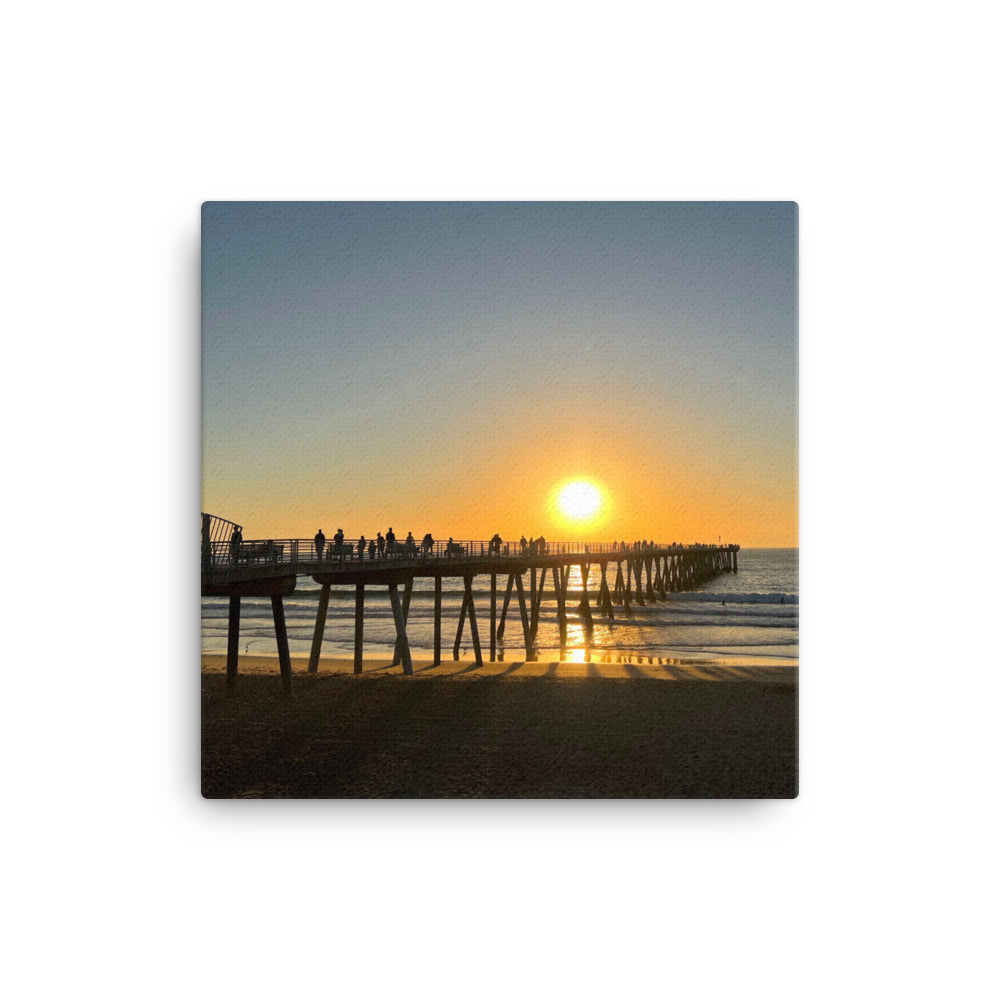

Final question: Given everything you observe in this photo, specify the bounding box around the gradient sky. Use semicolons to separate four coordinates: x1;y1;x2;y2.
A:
202;202;796;546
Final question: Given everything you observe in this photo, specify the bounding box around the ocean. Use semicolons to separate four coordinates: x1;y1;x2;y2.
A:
201;548;798;667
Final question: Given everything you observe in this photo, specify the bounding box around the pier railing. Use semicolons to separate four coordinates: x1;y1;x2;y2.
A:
203;536;735;570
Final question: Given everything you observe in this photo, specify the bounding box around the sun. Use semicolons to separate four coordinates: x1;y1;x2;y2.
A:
556;480;603;522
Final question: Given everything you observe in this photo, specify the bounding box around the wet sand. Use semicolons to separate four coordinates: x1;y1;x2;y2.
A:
203;655;797;798
202;652;797;682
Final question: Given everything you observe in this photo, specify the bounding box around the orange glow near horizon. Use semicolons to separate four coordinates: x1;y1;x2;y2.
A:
202;453;797;549
201;380;797;547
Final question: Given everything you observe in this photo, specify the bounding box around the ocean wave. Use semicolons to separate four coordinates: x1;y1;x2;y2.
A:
665;592;797;605
605;638;800;649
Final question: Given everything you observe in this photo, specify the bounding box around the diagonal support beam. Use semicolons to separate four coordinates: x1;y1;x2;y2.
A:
271;595;293;694
530;566;547;642
599;563;614;620
387;583;413;675
391;577;414;666
464;575;483;667
453;583;469;659
513;572;536;661
308;582;331;674
497;572;515;639
552;565;568;648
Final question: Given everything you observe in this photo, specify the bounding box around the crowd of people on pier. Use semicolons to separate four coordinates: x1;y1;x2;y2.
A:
307;528;559;562
610;541;720;551
226;526;724;566
310;527;469;561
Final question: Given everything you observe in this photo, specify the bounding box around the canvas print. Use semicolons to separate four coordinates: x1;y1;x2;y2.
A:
201;201;798;798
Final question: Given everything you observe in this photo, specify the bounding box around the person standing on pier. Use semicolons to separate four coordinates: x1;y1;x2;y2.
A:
520;535;527;555
358;535;366;560
314;528;325;560
386;527;396;557
229;526;242;564
377;532;385;558
368;538;376;559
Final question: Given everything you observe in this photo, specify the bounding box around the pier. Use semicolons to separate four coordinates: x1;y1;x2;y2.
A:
201;513;740;692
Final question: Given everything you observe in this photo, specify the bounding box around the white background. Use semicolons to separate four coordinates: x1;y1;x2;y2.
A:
4;3;996;997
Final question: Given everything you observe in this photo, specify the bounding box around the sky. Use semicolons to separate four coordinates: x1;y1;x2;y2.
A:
202;202;797;547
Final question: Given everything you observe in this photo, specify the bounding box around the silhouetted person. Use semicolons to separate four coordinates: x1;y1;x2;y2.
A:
368;538;376;559
386;527;396;557
358;535;366;560
229;527;242;563
422;533;434;557
520;535;527;554
334;528;345;547
537;535;546;555
314;529;325;559
377;532;385;558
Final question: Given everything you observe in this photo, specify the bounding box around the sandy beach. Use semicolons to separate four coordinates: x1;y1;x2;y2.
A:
202;652;796;681
203;654;797;798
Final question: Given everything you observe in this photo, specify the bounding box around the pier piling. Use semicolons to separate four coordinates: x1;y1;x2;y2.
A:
497;573;515;639
490;573;497;662
226;596;240;690
353;584;365;674
464;575;483;667
308;582;331;674
392;578;413;666
514;572;535;661
433;575;442;665
387;583;413;676
270;596;293;694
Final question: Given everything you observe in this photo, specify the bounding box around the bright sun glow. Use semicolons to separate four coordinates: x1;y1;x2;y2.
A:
557;480;602;521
